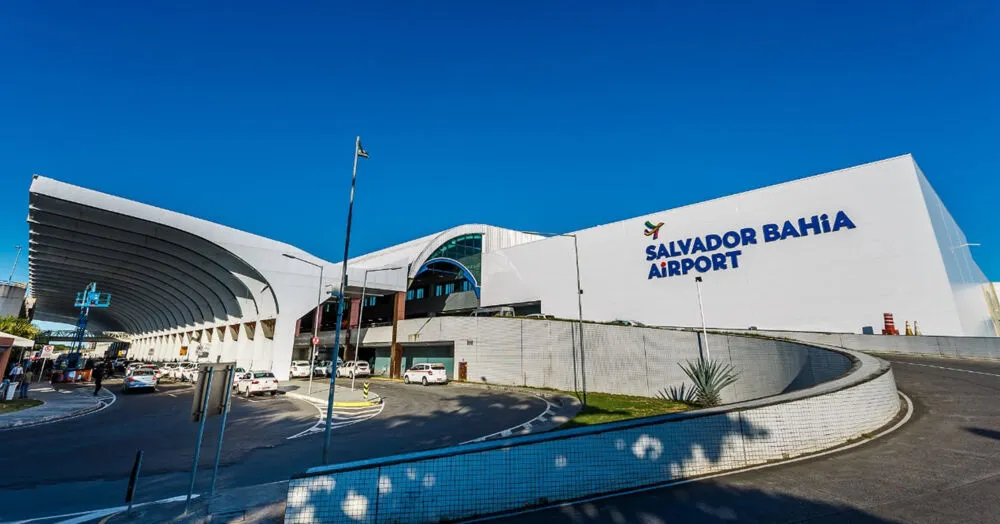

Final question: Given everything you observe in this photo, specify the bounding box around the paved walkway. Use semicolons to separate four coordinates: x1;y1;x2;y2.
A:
280;378;378;406
0;382;114;430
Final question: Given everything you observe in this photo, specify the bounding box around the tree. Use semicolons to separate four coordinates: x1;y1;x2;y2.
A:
0;315;40;340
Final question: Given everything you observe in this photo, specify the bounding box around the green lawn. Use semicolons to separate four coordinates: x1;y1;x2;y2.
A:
0;398;43;413
560;392;691;429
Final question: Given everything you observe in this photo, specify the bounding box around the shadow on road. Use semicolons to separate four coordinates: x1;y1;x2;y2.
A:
965;426;1000;441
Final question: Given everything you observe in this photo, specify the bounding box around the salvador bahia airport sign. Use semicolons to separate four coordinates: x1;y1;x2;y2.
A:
644;210;856;279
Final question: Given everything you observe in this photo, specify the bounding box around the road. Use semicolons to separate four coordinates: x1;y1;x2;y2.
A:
0;377;546;523
496;355;1000;524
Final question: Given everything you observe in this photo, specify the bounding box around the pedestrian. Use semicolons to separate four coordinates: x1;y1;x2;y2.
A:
19;367;32;399
93;363;105;396
9;361;23;383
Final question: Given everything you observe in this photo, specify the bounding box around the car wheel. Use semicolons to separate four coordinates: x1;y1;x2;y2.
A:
403;375;410;384
422;377;428;386
270;390;277;396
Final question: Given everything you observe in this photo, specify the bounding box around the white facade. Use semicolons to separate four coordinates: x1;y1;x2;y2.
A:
482;155;998;336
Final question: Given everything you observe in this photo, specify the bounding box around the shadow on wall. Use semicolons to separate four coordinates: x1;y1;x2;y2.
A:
505;479;906;524
285;407;788;523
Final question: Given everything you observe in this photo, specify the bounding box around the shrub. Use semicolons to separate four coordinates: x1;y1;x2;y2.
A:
662;358;739;407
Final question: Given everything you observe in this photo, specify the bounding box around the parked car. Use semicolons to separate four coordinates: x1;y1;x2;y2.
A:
313;360;328;377
524;313;556;320
403;363;449;386
336;361;370;379
236;371;279;396
289;360;311;378
175;362;198;381
122;368;157;393
325;358;345;376
609;319;646;327
230;367;246;389
139;364;163;380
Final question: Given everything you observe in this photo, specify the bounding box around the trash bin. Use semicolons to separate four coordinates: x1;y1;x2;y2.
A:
51;370;64;383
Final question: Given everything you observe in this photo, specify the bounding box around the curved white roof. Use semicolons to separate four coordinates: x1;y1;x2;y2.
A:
28;176;407;335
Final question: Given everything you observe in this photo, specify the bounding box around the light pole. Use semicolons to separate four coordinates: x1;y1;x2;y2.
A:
283;253;326;395
8;245;22;283
322;136;369;465
694;276;710;362
353;266;404;391
524;231;586;406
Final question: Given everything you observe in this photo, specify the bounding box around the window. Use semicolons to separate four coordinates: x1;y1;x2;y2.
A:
444;282;455;294
406;290;414;301
460;280;472;292
366;296;376;306
434;284;443;297
415;288;425;299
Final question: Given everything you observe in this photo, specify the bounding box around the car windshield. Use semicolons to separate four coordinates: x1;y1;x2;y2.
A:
253;372;274;379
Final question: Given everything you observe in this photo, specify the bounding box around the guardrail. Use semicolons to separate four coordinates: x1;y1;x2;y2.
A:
285;342;901;523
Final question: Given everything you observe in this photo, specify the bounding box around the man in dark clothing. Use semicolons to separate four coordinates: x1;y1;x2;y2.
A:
93;364;105;396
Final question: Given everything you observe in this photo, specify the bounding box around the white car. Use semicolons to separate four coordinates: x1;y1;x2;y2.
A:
236;370;279;396
122;368;157;393
403;363;449;386
336;361;370;379
230;367;246;389
175;362;198;382
289;360;311;378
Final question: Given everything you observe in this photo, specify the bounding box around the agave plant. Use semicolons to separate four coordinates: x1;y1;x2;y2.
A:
664;358;739;407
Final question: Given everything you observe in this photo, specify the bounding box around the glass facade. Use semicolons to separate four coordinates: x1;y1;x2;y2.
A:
425;234;483;283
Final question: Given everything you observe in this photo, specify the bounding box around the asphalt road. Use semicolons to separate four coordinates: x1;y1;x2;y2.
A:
0;377;546;523
496;355;1000;524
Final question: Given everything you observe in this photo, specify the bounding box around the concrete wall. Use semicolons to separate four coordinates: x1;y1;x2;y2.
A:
720;328;1000;360
480;156;993;336
285;348;899;523
0;283;27;318
359;317;853;403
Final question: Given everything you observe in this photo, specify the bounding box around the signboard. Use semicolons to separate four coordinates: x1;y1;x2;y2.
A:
191;362;236;422
179;346;188;356
148;348;155;356
311;336;319;346
40;345;55;358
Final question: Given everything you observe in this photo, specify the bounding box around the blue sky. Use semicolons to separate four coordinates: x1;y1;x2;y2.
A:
1;0;997;293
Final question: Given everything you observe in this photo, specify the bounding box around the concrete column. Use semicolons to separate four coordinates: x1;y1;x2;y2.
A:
349;297;361;327
271;315;297;381
389;291;406;378
251;321;268;373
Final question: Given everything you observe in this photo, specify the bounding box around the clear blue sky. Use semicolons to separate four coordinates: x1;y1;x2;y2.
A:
1;0;997;290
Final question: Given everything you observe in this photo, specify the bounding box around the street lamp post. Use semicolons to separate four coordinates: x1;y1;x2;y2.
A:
353;266;404;391
8;245;22;283
282;253;326;395
322;136;369;465
524;231;586;406
694;276;710;362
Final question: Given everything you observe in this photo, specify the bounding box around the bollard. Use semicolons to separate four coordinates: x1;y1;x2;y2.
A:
126;450;144;513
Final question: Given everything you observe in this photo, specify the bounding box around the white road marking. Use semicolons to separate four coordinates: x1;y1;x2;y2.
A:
13;494;197;524
466;392;915;523
890;360;1000;378
462;393;556;444
167;393;177;397
286;398;385;440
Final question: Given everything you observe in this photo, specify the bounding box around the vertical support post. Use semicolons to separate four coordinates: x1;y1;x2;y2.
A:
323;295;343;465
571;235;587;406
695;276;710;362
210;366;234;497
185;368;214;514
352;271;369;391
389;292;405;378
308;265;324;395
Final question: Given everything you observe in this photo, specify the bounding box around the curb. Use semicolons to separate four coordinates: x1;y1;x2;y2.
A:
0;388;115;431
446;380;581;407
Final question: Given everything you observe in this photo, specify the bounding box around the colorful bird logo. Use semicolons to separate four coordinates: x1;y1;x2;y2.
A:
644;221;664;240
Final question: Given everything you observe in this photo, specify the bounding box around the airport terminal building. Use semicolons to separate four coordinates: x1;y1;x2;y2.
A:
27;154;999;379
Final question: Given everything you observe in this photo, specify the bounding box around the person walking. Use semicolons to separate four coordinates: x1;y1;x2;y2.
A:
93;363;105;396
9;361;23;384
18;367;32;399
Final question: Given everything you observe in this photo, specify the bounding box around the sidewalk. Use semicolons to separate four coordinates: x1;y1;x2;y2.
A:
0;383;114;430
280;379;380;407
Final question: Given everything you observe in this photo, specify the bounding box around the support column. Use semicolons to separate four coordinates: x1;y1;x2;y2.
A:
347;297;362;360
389;291;406;378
